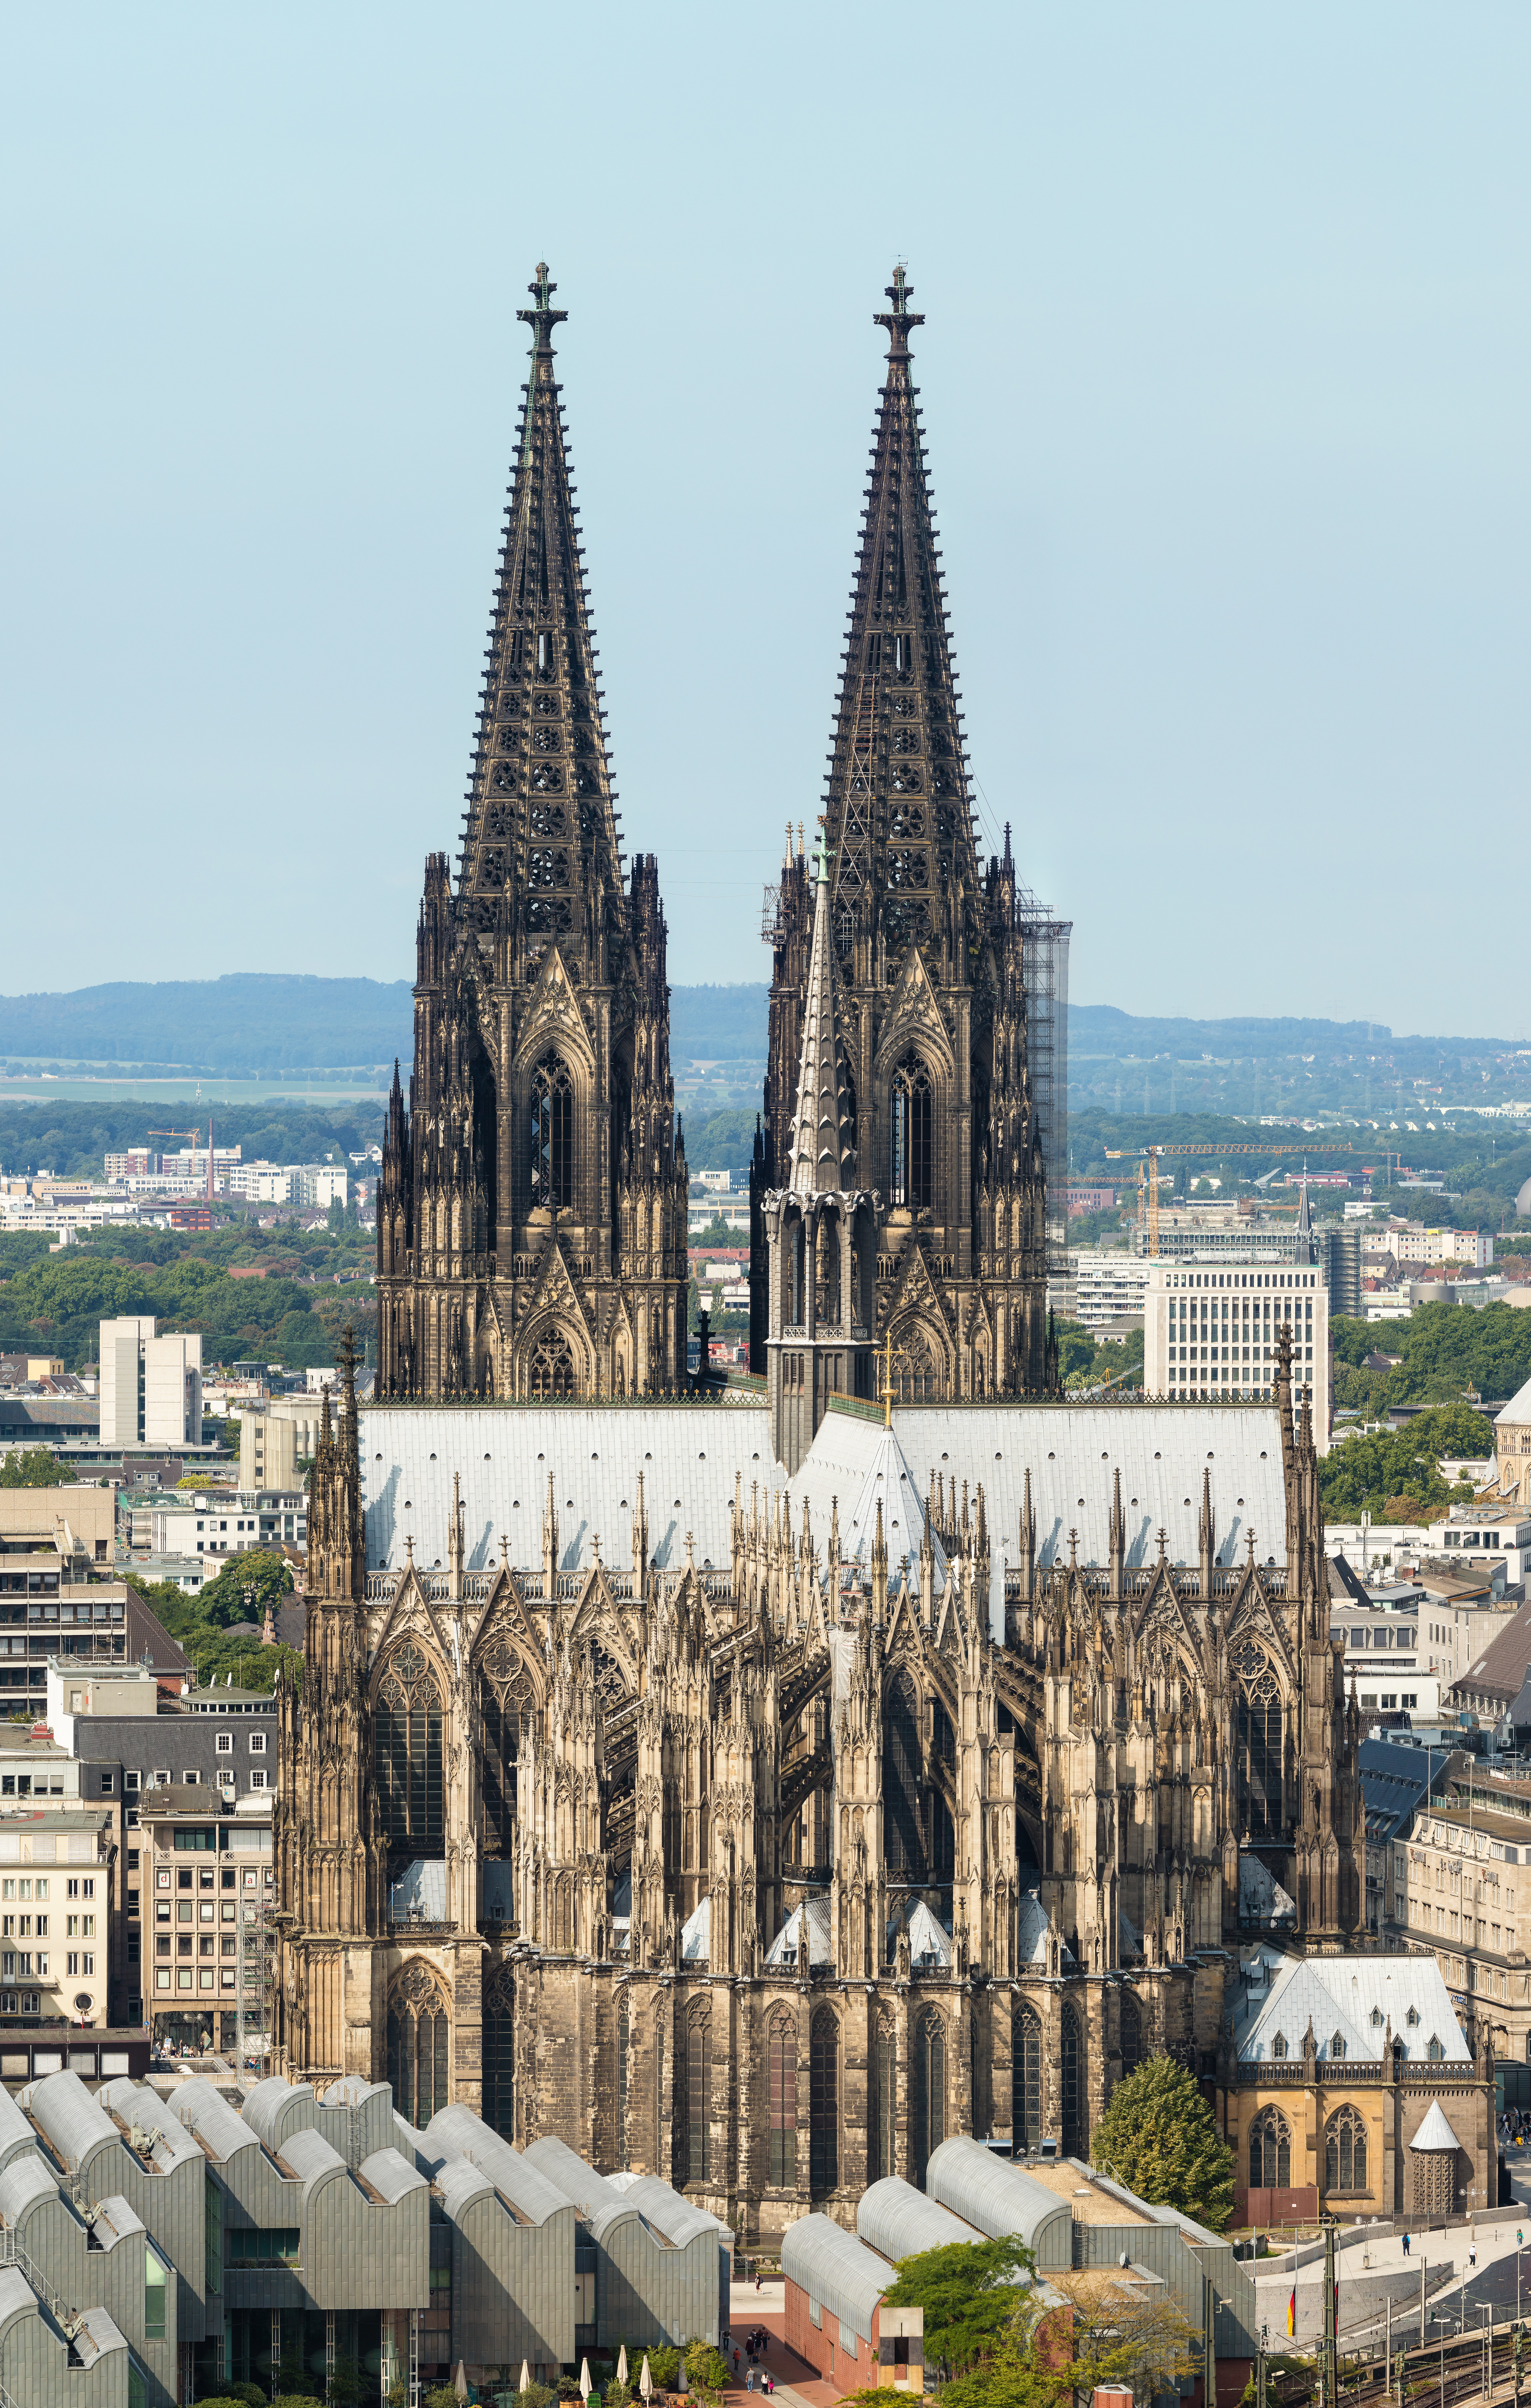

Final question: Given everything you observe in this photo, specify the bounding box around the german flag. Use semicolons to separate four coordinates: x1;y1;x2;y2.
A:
1287;2282;1296;2338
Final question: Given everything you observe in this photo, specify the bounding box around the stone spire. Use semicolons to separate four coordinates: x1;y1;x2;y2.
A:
455;262;624;941
785;841;857;1199
820;264;978;935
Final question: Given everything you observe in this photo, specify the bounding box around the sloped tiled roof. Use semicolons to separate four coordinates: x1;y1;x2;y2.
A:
1455;1599;1531;1703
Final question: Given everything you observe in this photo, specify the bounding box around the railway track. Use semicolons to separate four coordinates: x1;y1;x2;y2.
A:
1270;2322;1531;2407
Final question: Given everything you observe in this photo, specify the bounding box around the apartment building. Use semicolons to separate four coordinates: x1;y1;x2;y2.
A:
1070;1248;1153;1332
149;1488;306;1562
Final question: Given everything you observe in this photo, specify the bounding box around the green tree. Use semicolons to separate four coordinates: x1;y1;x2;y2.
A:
197;1549;295;1630
1319;1403;1494;1523
1090;2053;1234;2232
882;2234;1038;2377
1052;2272;1201;2408
0;1448;69;1488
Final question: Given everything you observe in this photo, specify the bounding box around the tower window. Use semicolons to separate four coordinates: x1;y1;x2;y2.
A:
889;1052;933;1209
530;1053;574;1209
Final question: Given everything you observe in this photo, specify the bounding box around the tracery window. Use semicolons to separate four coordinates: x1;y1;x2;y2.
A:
869;2014;896;2185
912;2011;945;2189
386;1963;449;2128
529;1052;573;1209
1249;2104;1292;2190
768;2011;797;2187
375;1645;444;1855
889;1053;933;1210
1012;2003;1042;2151
676;2000;710;2188
482;1963;514;2144
1325;2106;1368;2195
893;1328;939;1404
1233;1641;1284;1838
810;2008;839;2195
1061;2005;1085;2155
884;1671;924;1879
529;1329;576;1400
1119;1989;1143;2079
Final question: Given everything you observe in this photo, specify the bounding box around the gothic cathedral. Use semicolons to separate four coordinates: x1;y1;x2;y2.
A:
276;267;1362;2237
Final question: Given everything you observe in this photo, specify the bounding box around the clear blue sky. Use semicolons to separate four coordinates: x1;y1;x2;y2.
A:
5;5;1527;1031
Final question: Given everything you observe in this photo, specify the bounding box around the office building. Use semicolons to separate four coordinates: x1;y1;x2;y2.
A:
99;1318;203;1450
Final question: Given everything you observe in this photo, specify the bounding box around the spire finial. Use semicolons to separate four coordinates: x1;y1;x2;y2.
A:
518;260;568;358
874;262;924;364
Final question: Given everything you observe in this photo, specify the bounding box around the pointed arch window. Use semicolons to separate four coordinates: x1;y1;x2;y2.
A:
889;1053;933;1209
884;1671;924;1879
530;1052;573;1209
1325;2105;1368;2195
1119;1990;1143;2080
912;2011;946;2189
1061;2004;1085;2155
676;2000;710;2188
1012;2003;1042;2152
376;1645;444;1856
768;2011;797;2187
529;1329;576;1400
1250;2104;1292;2190
869;2014;896;2185
387;1964;449;2128
483;1964;514;2144
810;2008;839;2195
1232;1641;1284;1839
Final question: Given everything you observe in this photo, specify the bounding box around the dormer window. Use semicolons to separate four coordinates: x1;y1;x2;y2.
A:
1330;2033;1347;2060
1407;2006;1420;2027
1271;2032;1287;2061
1370;2008;1384;2028
1427;2036;1443;2062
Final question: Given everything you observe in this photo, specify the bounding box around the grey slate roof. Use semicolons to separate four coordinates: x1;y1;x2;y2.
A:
1237;1951;1470;2064
359;1400;1293;1582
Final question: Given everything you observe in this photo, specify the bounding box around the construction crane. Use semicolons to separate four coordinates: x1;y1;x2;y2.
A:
148;1120;218;1202
1103;1141;1354;1256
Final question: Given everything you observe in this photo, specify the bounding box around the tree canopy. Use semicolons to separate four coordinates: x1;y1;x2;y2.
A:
882;2234;1038;2377
1089;2053;1235;2232
0;1448;70;1488
1320;1402;1494;1523
1330;1302;1531;1419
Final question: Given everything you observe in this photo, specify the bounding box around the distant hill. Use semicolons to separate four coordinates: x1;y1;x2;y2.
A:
0;975;414;1073
1;979;1524;1118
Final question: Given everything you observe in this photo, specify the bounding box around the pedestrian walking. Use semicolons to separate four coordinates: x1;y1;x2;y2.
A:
1470;2240;1477;2270
1403;2230;1411;2258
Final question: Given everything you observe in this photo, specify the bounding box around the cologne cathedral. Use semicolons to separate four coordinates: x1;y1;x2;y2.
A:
274;267;1362;2241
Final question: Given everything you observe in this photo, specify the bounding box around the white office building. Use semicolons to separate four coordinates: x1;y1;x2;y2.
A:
98;1317;203;1449
1142;1257;1330;1442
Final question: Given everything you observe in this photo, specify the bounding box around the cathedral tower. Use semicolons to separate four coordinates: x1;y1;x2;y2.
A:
753;270;1053;1402
377;266;689;1401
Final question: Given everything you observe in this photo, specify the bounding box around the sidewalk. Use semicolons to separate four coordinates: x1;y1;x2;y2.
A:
1253;2214;1531;2345
724;2279;843;2408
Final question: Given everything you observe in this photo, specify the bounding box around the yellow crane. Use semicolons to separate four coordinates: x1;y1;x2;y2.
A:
1103;1141;1354;1255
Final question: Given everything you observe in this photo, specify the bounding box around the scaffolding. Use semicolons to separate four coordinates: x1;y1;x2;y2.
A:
234;1862;272;2073
1015;883;1072;1276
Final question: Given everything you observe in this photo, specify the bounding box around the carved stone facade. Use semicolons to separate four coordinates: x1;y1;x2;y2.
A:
376;266;688;1403
751;271;1054;1405
276;1330;1361;2237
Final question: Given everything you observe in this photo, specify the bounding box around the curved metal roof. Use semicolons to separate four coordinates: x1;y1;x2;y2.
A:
359;2146;427;2206
278;2125;347;2201
327;2075;390;2111
0;2153;57;2229
0;2086;34;2171
23;2070;116;2170
781;2212;887;2345
605;2171;730;2249
434;2155;494;2224
926;2137;1073;2268
857;2176;981;2262
523;2134;643;2245
97;2082;200;2175
0;2267;32;2340
244;2075;317;2152
165;2076;261;2162
422;2104;576;2228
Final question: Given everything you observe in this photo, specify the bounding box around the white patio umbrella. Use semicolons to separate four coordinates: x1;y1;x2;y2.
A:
455;2364;470;2402
640;2355;653;2401
520;2363;532;2396
581;2362;592;2402
617;2348;629;2386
